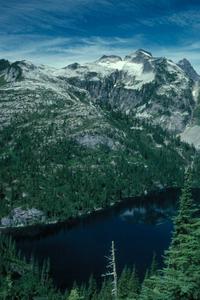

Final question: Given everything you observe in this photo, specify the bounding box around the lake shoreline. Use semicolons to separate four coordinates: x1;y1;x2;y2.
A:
0;186;180;237
11;187;186;290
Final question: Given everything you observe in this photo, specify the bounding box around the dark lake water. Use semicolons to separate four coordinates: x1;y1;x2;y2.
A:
11;188;200;291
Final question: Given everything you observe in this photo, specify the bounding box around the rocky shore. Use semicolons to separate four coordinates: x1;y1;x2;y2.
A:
1;207;46;228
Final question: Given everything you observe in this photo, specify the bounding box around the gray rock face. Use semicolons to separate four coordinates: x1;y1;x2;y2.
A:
62;50;195;133
66;62;81;70
178;58;200;82
124;49;154;72
0;61;23;83
0;59;10;72
124;49;152;61
1;207;46;227
76;134;116;150
0;50;198;135
98;55;122;63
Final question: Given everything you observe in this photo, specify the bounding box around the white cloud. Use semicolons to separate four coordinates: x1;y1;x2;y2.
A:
1;0;200;72
0;34;144;66
0;34;200;73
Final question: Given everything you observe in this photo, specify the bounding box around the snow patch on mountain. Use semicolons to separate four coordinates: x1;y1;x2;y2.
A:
0;49;198;136
124;49;152;61
180;125;200;149
192;82;200;102
54;49;157;90
97;55;122;63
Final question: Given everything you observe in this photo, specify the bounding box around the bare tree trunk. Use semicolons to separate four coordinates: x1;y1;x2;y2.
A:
102;240;118;300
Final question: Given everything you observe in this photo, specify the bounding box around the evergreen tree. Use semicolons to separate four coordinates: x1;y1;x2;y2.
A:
118;266;140;299
148;171;200;299
68;289;82;300
126;266;140;300
118;266;131;299
87;275;97;300
95;279;112;300
149;253;158;277
139;269;158;300
0;235;64;300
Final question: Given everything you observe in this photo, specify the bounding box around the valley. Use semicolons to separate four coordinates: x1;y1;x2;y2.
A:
0;50;200;227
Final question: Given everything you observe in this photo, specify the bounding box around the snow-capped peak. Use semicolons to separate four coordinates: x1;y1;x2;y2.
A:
0;49;197;140
124;49;152;62
97;55;122;63
135;49;152;57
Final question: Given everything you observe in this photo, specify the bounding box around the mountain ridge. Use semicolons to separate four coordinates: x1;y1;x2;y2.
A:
178;58;200;82
1;49;200;139
0;49;200;225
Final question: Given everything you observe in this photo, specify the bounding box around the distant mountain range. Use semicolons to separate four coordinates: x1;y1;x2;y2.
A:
0;49;200;225
1;49;200;146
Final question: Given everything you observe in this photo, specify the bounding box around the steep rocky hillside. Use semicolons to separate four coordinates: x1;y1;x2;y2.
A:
0;51;199;225
180;80;200;149
178;58;200;82
55;49;196;133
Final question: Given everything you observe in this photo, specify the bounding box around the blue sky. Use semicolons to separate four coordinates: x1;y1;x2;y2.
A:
1;0;200;71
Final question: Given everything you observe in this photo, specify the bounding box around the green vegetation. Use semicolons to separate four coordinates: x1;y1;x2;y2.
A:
1;172;199;299
138;171;200;300
1;52;200;299
0;75;6;87
0;105;196;222
0;235;64;300
0;59;10;72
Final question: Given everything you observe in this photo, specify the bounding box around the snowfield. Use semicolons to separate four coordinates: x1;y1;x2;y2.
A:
180;125;200;150
0;49;200;148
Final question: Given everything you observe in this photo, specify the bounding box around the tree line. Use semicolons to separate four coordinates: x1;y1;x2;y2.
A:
0;171;200;299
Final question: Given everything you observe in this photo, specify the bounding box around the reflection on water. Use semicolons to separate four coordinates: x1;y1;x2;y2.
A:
9;188;200;291
120;204;176;225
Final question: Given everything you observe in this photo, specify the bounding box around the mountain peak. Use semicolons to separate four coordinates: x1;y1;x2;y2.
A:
178;58;191;65
97;55;122;63
178;58;200;82
135;49;152;57
124;49;153;63
65;62;81;70
0;59;10;72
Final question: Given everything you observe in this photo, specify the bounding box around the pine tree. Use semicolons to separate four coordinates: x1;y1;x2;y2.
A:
139;269;158;300
95;279;112;300
118;266;140;299
118;266;131;299
68;289;81;300
87;275;97;300
0;274;13;300
155;170;200;299
126;266;140;300
149;253;158;277
139;171;200;300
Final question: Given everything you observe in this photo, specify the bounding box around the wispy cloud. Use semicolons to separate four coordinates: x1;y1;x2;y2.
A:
2;0;198;36
0;1;200;72
0;0;114;34
139;9;200;29
0;33;200;73
0;34;144;66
